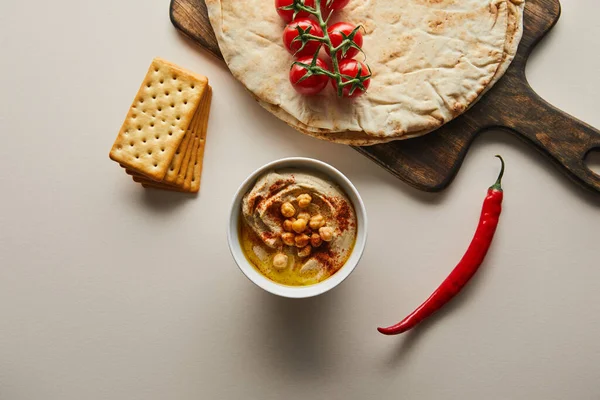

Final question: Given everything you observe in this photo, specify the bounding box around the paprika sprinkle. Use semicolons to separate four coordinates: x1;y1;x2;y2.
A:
378;155;505;335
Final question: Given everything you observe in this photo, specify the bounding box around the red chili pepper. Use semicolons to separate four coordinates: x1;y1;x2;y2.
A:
378;155;505;335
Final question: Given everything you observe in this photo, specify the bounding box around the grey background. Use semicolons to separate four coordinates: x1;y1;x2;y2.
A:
1;0;599;399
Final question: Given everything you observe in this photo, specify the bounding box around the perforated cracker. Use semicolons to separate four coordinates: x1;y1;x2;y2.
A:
128;137;196;190
188;86;212;193
141;182;189;193
175;133;195;188
130;173;188;193
109;57;209;181
110;59;213;194
131;175;178;191
182;138;199;191
163;131;193;183
142;87;212;193
122;129;193;186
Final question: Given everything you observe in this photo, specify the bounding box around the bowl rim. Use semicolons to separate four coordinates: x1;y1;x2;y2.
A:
227;157;368;299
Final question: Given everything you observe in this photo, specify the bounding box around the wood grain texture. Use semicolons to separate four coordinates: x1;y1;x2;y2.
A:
170;0;600;193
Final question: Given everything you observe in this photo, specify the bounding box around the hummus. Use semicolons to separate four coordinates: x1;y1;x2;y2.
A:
240;169;357;286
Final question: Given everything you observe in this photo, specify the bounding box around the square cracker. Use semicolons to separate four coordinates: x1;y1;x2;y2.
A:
175;133;196;187
133;137;198;191
162;87;212;193
127;136;195;190
125;86;212;193
123;127;193;185
186;86;212;193
141;182;189;193
181;137;199;191
163;130;193;183
109;57;209;181
129;172;188;192
166;129;195;184
122;126;194;184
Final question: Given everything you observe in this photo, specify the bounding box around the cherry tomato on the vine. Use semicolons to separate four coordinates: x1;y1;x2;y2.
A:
332;59;371;98
326;22;363;61
289;56;330;95
275;0;317;23
283;18;324;57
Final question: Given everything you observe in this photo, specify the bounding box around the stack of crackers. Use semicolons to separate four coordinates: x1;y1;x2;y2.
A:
109;58;212;193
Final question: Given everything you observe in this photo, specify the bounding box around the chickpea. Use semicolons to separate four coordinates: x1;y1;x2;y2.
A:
319;226;334;242
309;214;325;230
281;232;295;246
292;218;307;233
310;233;323;247
273;253;288;270
280;202;295;218
297;212;310;221
295;233;310;248
283;218;295;232
298;245;312;258
297;194;312;208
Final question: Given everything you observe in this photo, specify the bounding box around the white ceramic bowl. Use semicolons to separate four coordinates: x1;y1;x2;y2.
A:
227;157;368;299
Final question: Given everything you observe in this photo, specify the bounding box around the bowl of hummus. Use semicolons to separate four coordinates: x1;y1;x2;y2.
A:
228;157;367;298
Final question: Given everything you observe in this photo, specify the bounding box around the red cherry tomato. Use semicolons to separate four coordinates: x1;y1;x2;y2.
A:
275;0;317;23
290;56;330;95
321;0;351;17
326;22;363;61
283;18;324;57
332;59;371;98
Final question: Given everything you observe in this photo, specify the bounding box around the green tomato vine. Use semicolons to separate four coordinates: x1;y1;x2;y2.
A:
281;0;372;97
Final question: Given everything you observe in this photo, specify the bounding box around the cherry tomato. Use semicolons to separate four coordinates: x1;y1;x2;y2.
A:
290;56;330;95
332;59;371;98
283;18;324;57
275;0;317;23
321;0;351;17
326;22;363;61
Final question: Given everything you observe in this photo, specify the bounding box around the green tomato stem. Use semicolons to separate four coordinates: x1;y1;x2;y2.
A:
313;0;344;96
302;34;328;43
291;0;370;96
294;0;344;96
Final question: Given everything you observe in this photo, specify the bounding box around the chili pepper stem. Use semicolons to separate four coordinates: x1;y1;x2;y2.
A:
490;155;505;191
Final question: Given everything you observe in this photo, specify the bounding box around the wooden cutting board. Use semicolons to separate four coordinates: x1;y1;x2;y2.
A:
170;0;600;193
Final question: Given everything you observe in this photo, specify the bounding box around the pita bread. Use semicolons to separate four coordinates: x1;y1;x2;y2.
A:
252;0;525;146
208;0;523;143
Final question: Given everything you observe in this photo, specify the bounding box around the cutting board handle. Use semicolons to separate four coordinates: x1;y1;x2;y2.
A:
499;80;600;192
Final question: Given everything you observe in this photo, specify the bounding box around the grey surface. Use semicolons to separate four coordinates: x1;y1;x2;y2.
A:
1;1;599;399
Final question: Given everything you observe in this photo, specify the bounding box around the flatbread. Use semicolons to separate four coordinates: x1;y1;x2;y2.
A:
485;0;525;92
253;0;525;146
208;0;519;143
